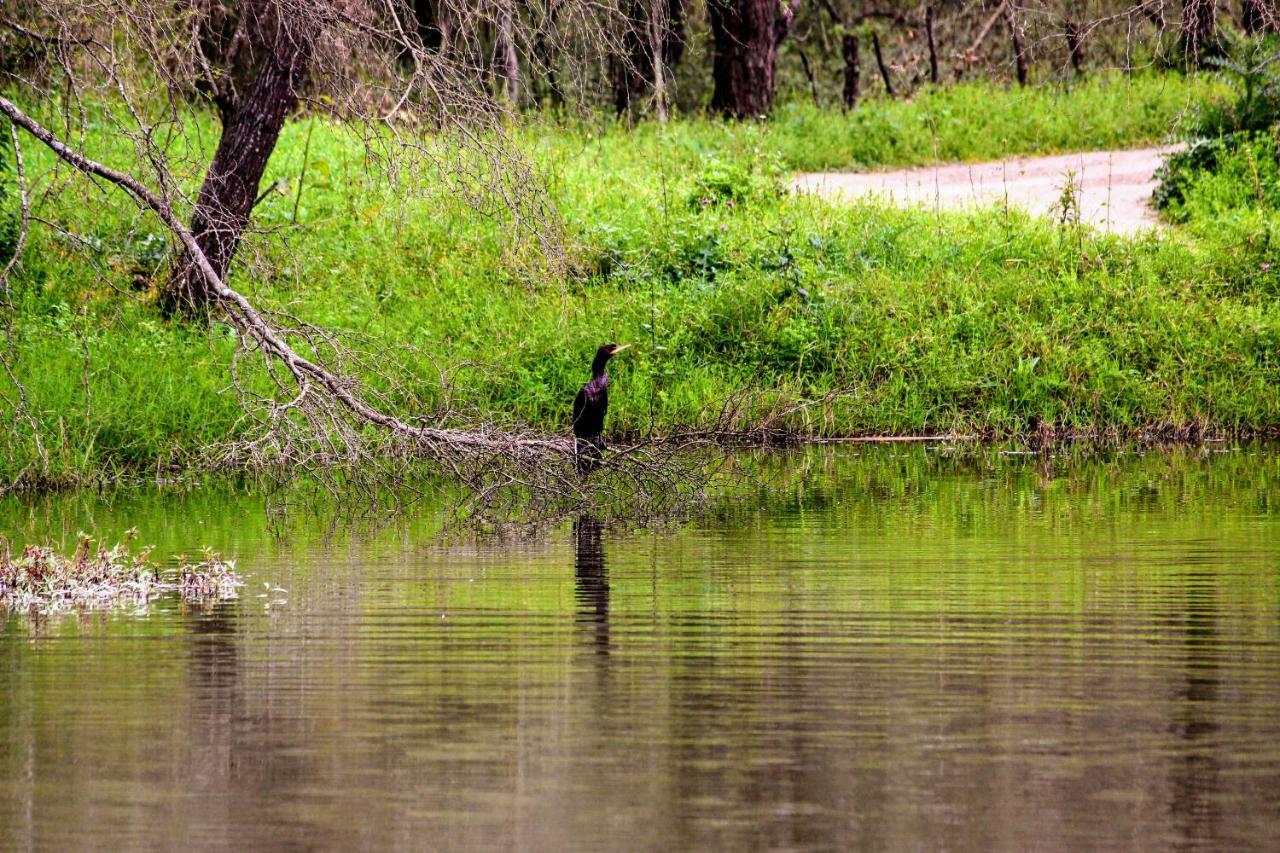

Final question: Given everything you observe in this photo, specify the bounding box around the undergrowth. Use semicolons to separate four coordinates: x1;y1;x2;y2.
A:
2;71;1278;488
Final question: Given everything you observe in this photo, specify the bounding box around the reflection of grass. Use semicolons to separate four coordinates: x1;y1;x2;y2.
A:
3;71;1277;487
361;444;1280;623
0;533;241;613
1;445;1276;646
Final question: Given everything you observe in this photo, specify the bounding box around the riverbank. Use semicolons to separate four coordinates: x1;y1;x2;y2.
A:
4;71;1278;489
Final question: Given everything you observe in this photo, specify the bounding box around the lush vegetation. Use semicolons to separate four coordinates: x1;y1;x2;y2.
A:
3;71;1279;488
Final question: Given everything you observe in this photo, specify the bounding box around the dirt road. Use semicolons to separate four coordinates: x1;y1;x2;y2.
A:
793;145;1181;235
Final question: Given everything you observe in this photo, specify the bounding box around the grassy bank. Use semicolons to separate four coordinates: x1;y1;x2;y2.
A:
3;72;1278;487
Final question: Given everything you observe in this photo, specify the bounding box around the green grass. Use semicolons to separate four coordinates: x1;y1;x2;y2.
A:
764;73;1222;171
2;71;1278;487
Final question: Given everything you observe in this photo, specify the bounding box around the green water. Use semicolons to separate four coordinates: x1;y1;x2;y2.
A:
2;446;1279;850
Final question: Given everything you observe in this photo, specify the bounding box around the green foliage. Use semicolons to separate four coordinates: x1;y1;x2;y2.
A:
687;154;784;210
764;73;1218;171
2;73;1279;487
1154;131;1280;217
1195;31;1280;136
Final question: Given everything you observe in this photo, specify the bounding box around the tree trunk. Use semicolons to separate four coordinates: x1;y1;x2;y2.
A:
0;121;15;267
164;21;312;317
841;32;861;109
412;0;450;52
495;0;520;104
707;0;799;118
925;5;939;85
1007;5;1028;86
1065;20;1085;76
871;31;894;96
612;2;648;113
648;0;670;121
612;0;685;117
797;47;820;108
1181;0;1219;67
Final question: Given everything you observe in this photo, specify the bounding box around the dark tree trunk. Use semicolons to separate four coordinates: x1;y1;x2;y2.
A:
797;47;820;108
164;19;313;317
1065;20;1085;76
611;2;648;113
1181;0;1219;67
708;0;799;118
871;31;894;96
1007;6;1028;86
841;32;861;109
925;5;939;85
412;0;448;51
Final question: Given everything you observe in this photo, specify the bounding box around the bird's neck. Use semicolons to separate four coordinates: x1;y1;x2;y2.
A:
591;358;609;378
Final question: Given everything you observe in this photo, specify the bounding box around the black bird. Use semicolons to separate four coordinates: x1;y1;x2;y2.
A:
572;342;629;470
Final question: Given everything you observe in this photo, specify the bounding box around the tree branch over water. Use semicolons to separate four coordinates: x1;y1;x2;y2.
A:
0;81;736;523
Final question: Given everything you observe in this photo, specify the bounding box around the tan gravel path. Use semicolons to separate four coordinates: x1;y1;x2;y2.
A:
793;145;1182;235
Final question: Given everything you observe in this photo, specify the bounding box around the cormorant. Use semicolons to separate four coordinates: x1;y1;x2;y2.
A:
573;342;629;470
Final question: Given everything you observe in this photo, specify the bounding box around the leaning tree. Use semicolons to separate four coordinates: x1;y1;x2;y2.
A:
0;0;721;521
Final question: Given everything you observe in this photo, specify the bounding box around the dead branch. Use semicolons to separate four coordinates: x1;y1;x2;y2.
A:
0;90;733;524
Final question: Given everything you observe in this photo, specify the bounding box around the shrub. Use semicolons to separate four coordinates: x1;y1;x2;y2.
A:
1155;131;1280;220
1195;32;1280;136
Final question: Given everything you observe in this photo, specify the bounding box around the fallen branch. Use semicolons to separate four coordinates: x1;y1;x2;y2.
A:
0;94;567;458
0;94;736;524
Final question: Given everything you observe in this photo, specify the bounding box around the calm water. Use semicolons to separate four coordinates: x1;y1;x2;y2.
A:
2;446;1279;850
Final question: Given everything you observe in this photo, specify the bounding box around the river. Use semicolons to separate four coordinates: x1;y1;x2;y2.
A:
2;445;1278;849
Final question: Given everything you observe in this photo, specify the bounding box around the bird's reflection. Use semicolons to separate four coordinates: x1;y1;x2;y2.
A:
573;514;610;655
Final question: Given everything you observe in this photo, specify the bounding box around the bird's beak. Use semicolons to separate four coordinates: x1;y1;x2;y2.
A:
613;344;631;353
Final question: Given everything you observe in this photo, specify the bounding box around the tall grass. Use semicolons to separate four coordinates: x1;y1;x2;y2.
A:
1;72;1277;487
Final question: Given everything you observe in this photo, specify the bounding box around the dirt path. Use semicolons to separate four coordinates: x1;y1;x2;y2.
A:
793;145;1181;235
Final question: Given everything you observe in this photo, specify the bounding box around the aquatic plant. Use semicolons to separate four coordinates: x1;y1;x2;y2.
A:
0;532;242;613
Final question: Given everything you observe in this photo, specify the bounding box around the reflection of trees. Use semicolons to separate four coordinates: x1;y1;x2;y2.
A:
182;601;311;840
573;515;610;655
184;602;247;804
1169;572;1222;851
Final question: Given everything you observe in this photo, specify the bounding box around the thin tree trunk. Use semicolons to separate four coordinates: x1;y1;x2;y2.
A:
796;47;820;108
612;0;680;117
871;30;894;96
1007;5;1028;86
1065;19;1085;76
925;5;939;85
495;0;520;104
648;0;669;121
841;31;861;109
707;0;800;118
164;21;313;317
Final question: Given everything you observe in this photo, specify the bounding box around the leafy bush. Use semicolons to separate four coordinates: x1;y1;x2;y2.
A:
1195;32;1280;136
687;156;783;210
1154;134;1242;213
1155;131;1280;220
